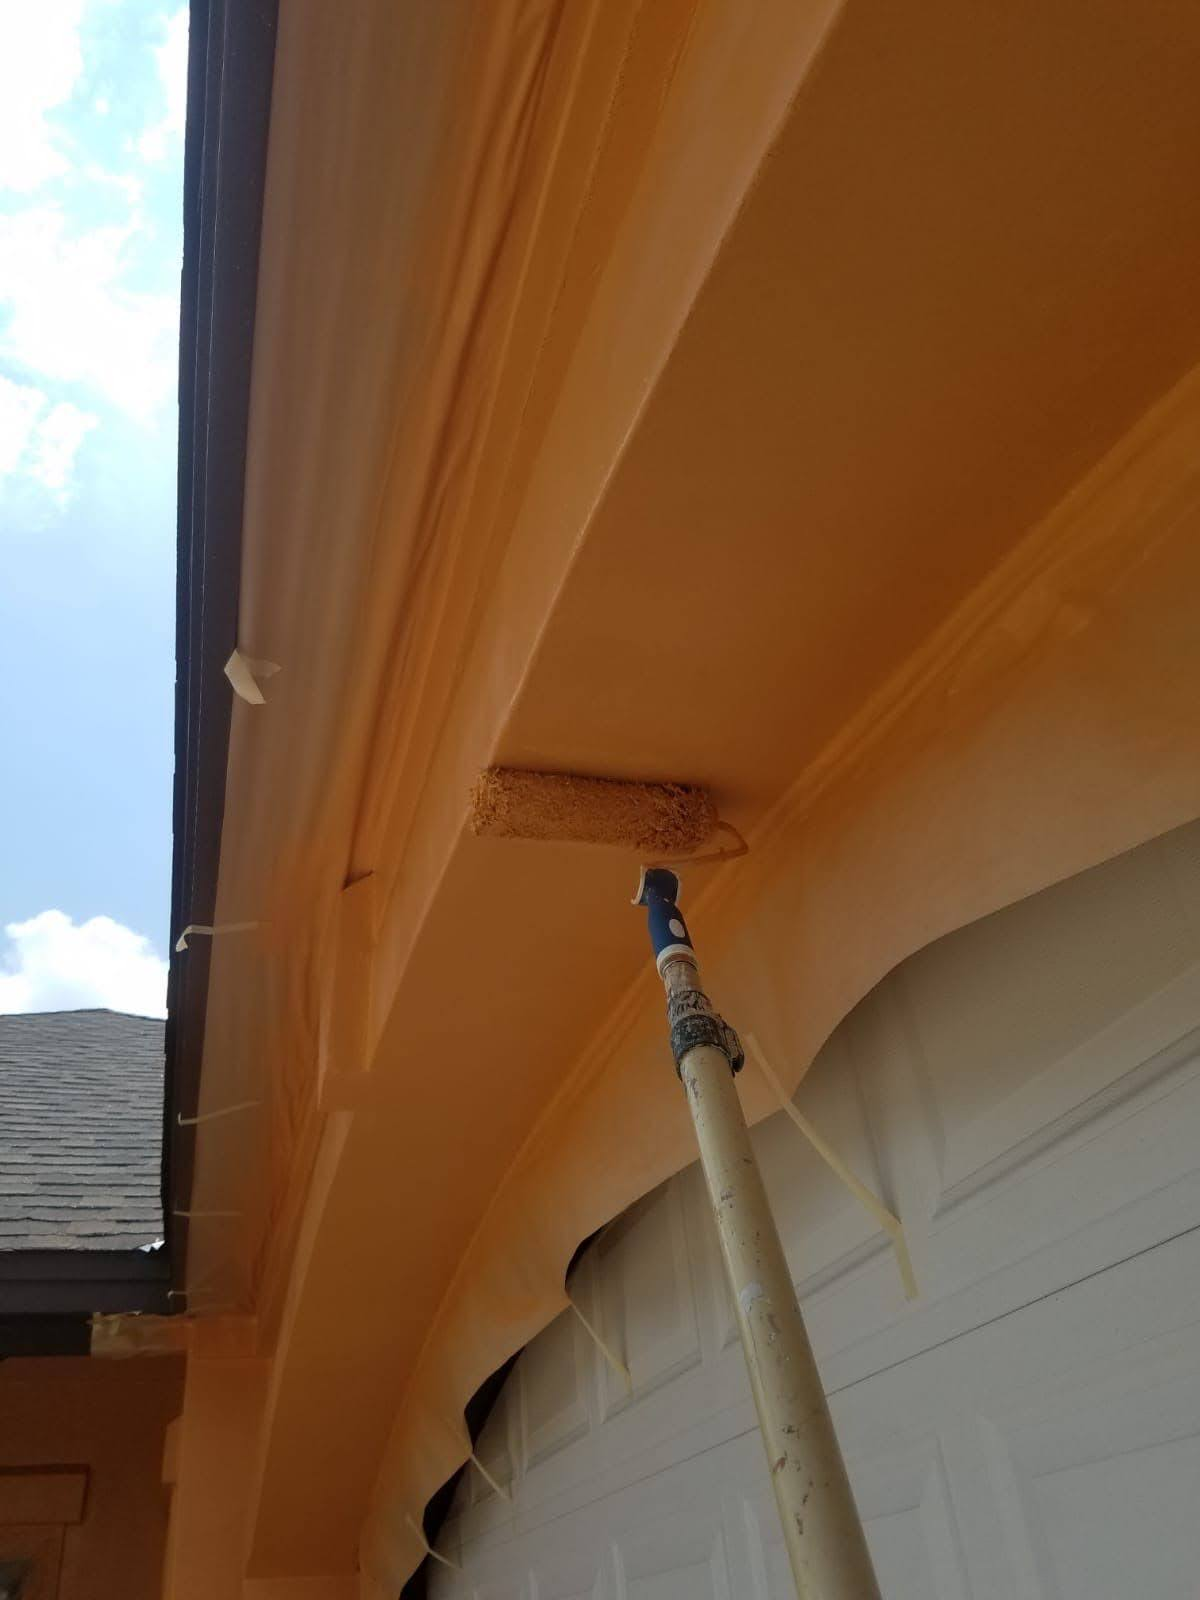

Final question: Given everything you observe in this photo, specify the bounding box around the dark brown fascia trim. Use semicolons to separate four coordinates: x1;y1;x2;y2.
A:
0;1251;170;1318
0;1316;93;1359
165;0;278;1307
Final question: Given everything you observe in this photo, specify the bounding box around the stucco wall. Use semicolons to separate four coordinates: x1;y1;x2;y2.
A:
0;1355;184;1600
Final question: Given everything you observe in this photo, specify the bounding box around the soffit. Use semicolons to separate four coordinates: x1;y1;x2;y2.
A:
177;0;1200;1586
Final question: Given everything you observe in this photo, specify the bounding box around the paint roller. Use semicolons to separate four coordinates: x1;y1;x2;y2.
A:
466;764;882;1595
468;766;744;862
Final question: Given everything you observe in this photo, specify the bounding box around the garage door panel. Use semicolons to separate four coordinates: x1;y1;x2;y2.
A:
980;1330;1200;1600
740;1435;971;1600
752;1027;891;1289
518;1310;591;1471
893;832;1199;1195
859;1441;971;1600
834;1235;1200;1454
1159;822;1200;932
614;1507;732;1600
528;1544;612;1599
474;1582;531;1600
820;1022;1200;1387
931;978;1200;1220
1027;1434;1200;1600
590;1180;703;1418
470;1390;517;1510
431;824;1200;1600
680;1165;743;1359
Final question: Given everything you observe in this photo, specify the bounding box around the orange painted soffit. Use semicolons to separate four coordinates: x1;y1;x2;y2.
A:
172;0;1200;1591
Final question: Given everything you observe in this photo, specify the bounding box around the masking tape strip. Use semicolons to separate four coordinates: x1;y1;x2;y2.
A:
90;1313;190;1358
568;1298;633;1392
405;1514;461;1573
164;1270;241;1316
223;648;281;705
746;1034;919;1301
469;1452;512;1502
165;1271;238;1313
175;920;260;952
177;1099;262;1128
166;1267;220;1302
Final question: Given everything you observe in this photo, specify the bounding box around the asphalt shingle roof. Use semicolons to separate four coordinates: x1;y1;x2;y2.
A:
0;1009;164;1251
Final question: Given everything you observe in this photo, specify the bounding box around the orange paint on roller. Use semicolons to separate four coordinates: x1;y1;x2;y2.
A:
469;767;719;857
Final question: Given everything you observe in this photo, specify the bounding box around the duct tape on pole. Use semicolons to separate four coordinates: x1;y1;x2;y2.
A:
635;868;882;1600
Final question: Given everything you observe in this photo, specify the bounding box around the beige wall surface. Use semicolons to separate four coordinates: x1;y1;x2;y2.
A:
0;1355;184;1600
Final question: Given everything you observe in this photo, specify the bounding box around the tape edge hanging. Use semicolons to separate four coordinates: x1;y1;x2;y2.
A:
174;919;261;953
745;1032;920;1301
224;647;280;705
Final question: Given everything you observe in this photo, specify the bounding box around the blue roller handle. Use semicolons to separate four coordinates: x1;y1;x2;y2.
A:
635;867;696;968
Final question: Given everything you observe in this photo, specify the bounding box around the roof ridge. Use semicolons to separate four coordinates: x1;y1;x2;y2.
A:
0;1007;163;1020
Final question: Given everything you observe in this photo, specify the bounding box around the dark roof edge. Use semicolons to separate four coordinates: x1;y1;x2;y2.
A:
166;0;279;1304
0;1007;165;1021
0;1316;93;1359
0;1251;170;1318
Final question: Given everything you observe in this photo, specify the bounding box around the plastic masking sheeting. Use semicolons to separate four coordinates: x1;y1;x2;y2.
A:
174;0;1200;1592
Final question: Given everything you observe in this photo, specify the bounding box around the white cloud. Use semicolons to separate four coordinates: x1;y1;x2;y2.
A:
0;374;96;500
0;911;167;1017
0;207;178;421
0;1;87;193
27;399;97;494
137;10;189;164
0;375;46;475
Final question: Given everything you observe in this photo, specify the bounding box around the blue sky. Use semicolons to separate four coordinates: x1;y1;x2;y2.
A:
0;2;187;1015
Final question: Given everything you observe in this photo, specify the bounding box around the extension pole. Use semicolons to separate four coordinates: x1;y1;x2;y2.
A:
636;869;882;1600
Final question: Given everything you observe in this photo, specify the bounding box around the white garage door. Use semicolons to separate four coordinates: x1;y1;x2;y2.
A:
429;820;1200;1599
